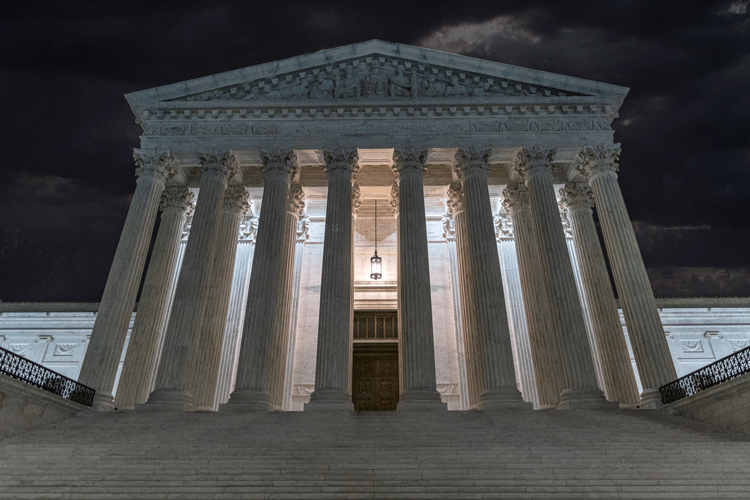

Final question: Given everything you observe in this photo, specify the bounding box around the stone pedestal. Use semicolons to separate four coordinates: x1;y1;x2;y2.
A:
187;186;250;410
115;187;194;409
392;147;446;411
144;150;239;411
306;149;357;411
453;147;527;410
559;182;640;406
578;144;677;407
514;147;610;409
78;149;176;411
502;183;562;409
224;149;297;411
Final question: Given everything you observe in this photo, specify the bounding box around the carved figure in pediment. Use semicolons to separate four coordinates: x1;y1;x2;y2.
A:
389;65;417;97
471;81;493;97
309;73;335;99
287;79;309;99
335;66;361;99
257;81;282;99
363;60;389;97
445;75;468;97
421;73;444;97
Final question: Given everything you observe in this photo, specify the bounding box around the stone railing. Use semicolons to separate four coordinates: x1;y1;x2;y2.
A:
660;345;750;405
0;346;95;407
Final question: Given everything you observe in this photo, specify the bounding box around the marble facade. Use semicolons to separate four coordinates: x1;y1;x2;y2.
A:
4;40;734;412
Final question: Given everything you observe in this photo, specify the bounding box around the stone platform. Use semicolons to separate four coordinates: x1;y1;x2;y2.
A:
1;408;748;499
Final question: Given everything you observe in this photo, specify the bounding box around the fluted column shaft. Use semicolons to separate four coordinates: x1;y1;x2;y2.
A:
115;187;194;408
78;149;175;411
225;149;297;411
392;147;446;410
515;146;609;409
187;187;249;410
578;145;677;407
271;184;304;409
306;149;357;411
454;147;526;409
145;150;239;410
560;182;640;406
503;183;562;408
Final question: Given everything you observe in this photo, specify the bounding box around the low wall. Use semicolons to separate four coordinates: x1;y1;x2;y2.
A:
0;373;91;440
664;372;750;436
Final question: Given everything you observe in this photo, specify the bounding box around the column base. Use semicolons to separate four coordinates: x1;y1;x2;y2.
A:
305;389;354;411
397;389;447;411
220;389;274;412
90;391;116;412
477;388;532;411
637;388;664;409
557;387;619;410
138;388;194;411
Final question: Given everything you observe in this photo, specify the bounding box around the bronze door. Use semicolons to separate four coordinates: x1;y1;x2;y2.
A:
352;343;399;411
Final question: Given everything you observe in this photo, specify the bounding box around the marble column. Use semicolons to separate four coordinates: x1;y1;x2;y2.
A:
306;148;357;411
225;149;297;411
78;149;176;411
494;211;539;408
271;183;305;409
115;186;194;409
502;183;562;409
577;144;677;407
452;147;526;409
392;147;445;411
514;146;610;409
187;186;250;410
213;212;258;407
145;150;239;411
559;182;640;406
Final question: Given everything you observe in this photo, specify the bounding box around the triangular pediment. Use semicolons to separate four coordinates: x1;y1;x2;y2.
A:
125;40;628;111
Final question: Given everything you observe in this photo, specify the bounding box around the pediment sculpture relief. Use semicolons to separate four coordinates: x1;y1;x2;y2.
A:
176;58;584;102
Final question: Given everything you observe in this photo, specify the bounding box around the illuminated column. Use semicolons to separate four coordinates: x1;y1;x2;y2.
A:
559;181;640;406
306;148;358;411
188;186;250;410
78;149;175;411
115;186;194;408
514;146;609;409
577;144;677;407
502;183;563;409
225;149;297;411
145;150;239;411
392;147;445;411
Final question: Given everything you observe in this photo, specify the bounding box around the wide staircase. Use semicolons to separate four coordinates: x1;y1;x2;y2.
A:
1;407;749;499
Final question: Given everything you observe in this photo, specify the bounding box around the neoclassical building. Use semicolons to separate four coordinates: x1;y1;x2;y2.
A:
69;40;682;413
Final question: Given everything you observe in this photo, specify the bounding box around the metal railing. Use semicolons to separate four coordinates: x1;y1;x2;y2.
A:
0;346;95;407
659;344;750;405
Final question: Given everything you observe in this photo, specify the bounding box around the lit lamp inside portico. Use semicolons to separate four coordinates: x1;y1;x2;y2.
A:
370;199;382;280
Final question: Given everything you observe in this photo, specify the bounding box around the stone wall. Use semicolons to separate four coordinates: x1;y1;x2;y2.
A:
664;371;750;436
0;374;91;439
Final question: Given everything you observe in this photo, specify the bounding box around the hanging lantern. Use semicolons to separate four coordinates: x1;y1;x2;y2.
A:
370;199;382;280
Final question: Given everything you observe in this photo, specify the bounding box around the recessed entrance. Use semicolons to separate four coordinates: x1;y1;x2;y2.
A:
352;311;399;411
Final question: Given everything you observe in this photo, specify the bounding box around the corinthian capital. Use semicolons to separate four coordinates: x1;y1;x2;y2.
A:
576;144;621;180
445;181;465;215
323;147;359;179
454;145;491;180
558;182;594;214
392;146;428;181
134;149;177;184
159;186;195;215
494;213;514;241
288;183;306;216
260;148;297;181
501;182;530;216
223;186;250;215
197;149;240;183
513;145;556;181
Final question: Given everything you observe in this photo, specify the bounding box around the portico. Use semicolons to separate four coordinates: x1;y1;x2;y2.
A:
77;40;674;412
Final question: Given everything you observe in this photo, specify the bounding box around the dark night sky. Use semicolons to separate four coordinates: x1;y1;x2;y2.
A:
1;1;749;302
